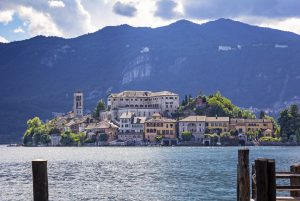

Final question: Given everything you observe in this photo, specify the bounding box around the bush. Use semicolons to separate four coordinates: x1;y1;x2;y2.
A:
181;131;192;141
155;135;163;142
84;138;96;143
259;137;281;142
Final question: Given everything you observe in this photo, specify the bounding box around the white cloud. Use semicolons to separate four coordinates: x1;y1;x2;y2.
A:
259;18;300;35
48;0;65;8
1;0;300;41
13;26;25;33
17;6;63;37
0;36;9;43
0;10;14;25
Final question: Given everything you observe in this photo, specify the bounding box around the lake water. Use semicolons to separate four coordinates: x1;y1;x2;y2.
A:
0;146;300;201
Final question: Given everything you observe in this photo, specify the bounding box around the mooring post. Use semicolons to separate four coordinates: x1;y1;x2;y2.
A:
290;163;300;197
32;159;48;201
237;148;250;201
255;158;269;201
267;159;276;201
251;163;256;200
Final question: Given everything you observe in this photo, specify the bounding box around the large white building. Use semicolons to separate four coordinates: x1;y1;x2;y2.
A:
107;91;179;119
178;116;206;142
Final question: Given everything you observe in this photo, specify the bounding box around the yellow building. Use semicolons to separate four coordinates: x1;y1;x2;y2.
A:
205;116;230;133
230;118;274;134
144;113;177;142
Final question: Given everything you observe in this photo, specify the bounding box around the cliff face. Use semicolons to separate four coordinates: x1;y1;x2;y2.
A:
1;18;300;143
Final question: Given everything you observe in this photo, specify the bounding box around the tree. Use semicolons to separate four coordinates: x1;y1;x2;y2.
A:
32;133;42;145
259;110;266;119
220;132;231;145
181;131;192;141
209;133;219;145
93;100;106;118
23;117;48;146
278;104;300;140
41;134;51;145
60;132;75;146
72;132;86;146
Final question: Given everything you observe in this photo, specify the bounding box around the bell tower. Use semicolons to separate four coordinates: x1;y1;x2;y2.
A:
73;91;83;117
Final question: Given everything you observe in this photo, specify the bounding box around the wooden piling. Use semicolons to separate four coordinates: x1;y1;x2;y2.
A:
237;148;250;201
251;163;256;200
267;159;276;201
255;158;268;201
32;159;48;201
290;164;300;197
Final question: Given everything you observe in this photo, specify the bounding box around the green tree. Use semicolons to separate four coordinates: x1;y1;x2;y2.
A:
60;132;75;146
32;133;42;145
259;110;266;119
41;134;51;145
181;131;192;141
209;133;219;145
220;132;231;145
72;132;86;146
278;104;300;140
93;100;106;118
23;117;48;146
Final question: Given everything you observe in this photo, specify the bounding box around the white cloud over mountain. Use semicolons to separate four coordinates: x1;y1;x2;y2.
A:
0;0;299;41
0;36;9;43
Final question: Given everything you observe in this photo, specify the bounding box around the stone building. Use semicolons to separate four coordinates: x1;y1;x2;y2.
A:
205;116;230;134
117;112;146;144
107;91;179;120
230;118;274;134
85;121;118;145
144;113;177;142
178;116;206;142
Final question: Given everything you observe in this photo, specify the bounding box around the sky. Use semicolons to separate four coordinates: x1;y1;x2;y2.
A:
1;0;300;43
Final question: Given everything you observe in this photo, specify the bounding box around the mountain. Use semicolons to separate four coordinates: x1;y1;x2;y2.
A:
1;18;300;143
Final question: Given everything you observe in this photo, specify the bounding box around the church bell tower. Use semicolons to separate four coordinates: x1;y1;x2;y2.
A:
73;91;83;117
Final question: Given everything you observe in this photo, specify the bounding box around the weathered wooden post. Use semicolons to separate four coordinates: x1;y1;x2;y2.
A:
290;163;300;197
251;163;256;200
267;159;276;201
32;159;48;201
255;158;268;201
237;148;250;201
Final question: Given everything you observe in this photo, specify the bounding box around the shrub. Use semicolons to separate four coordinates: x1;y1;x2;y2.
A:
181;131;192;141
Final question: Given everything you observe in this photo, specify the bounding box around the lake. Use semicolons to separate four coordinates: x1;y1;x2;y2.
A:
0;146;300;201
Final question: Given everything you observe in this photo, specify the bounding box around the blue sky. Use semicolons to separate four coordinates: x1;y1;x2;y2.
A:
1;0;300;43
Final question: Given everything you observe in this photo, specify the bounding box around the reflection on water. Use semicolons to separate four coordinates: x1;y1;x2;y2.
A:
0;146;299;201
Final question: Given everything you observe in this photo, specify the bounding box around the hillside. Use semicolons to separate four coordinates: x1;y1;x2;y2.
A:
1;18;300;143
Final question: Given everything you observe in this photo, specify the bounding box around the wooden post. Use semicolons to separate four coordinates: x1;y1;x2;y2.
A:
255;158;268;201
252;163;256;200
237;149;250;201
290;164;300;197
237;164;239;201
32;159;48;201
267;159;276;201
